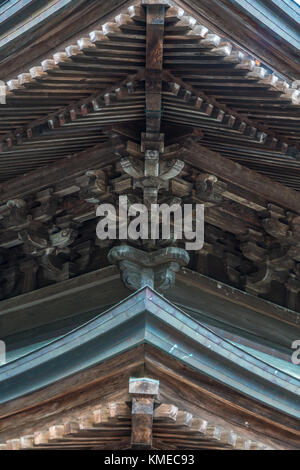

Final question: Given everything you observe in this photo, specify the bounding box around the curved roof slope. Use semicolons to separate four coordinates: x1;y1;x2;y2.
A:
0;2;299;188
0;286;299;420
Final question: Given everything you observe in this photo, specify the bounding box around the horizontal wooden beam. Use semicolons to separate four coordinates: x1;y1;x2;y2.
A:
181;140;300;214
0;138;125;204
145;2;166;135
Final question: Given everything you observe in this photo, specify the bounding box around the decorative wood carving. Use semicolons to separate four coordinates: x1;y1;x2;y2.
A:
108;244;189;291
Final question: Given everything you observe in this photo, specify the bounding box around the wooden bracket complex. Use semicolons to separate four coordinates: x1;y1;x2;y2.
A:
129;377;160;449
108;2;189;287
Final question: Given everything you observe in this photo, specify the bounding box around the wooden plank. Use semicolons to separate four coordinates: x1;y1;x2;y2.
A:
0;0;128;81
181;140;300;214
131;401;154;448
0;138;125;204
154;404;178;422
145;345;300;449
145;2;166;135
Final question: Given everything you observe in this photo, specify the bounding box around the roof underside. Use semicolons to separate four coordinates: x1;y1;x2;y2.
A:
0;1;300;452
0;1;299;187
0;1;299;317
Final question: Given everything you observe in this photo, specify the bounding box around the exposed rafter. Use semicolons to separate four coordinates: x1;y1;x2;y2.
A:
144;1;165;136
0;1;299;187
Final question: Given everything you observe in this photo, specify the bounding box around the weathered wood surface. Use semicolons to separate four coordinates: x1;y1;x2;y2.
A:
172;269;300;354
0;266;127;338
0;0;131;82
0;287;299;430
144;1;165;136
0;0;299;453
0;394;274;450
174;0;300;79
1;260;299;353
130;378;159;448
0;1;299;186
145;345;300;449
1;129;300;311
181;141;300;214
0;138;125;203
0;346;297;450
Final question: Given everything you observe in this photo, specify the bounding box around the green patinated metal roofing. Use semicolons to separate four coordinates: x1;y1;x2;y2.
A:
230;341;300;380
0;286;299;419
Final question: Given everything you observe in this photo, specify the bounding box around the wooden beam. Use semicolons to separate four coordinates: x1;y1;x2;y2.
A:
174;0;300;80
144;1;166;136
0;0;129;82
181;140;300;214
129;377;159;449
0;395;274;450
0;137;125;204
162;70;298;158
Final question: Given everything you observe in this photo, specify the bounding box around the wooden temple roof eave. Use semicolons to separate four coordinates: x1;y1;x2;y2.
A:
1;266;299;353
180;140;300;214
0;406;280;451
0;2;299;186
0;379;284;450
0;0;135;82
1;122;300;262
1;0;299;83
144;345;300;449
2;21;297;312
0;116;300;211
0;287;299;425
0;0;299;452
174;0;300;80
0;344;298;450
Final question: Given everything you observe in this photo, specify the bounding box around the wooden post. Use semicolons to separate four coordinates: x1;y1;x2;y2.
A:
129;377;159;449
144;0;167;137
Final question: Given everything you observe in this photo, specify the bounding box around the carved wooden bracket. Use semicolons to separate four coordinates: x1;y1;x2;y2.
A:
0;265;19;299
245;265;287;295
121;154;184;206
195;173;227;205
76;169;110;204
19;222;77;257
129;377;159;449
108;244;189;291
1;199;30;230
